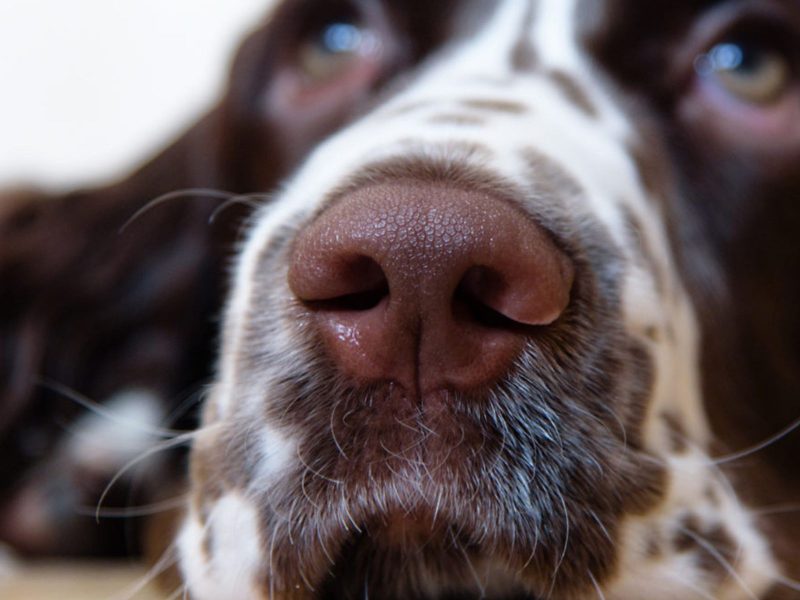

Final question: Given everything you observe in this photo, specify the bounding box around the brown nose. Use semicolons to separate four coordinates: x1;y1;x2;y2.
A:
288;182;574;395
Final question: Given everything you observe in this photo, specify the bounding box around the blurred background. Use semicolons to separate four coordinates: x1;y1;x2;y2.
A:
0;0;268;190
0;1;268;597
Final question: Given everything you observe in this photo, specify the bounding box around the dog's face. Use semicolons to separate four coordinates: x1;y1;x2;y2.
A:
179;0;800;598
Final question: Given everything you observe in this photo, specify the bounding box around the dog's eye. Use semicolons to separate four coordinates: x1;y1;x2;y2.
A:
695;40;791;105
675;7;800;162
297;20;381;82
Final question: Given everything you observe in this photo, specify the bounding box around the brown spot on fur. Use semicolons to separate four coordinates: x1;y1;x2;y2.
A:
511;1;538;71
512;40;538;71
645;528;663;559
673;515;737;581
142;489;186;592
521;148;585;201
189;433;227;519
548;69;598;117
384;101;433;117
673;513;704;552
763;585;800;600
621;205;665;296
661;411;688;453
202;528;214;563
429;114;486;126
698;524;737;579
626;136;674;202
461;99;528;114
705;485;720;507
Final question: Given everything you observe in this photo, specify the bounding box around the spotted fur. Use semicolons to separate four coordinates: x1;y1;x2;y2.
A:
176;0;798;598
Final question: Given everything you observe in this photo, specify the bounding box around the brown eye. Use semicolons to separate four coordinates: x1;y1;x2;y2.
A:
297;20;382;82
695;41;791;105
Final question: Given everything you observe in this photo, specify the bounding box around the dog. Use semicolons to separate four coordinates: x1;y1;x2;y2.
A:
2;0;800;597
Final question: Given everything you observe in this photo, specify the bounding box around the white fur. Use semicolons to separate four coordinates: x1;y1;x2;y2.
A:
179;492;266;600
608;451;778;599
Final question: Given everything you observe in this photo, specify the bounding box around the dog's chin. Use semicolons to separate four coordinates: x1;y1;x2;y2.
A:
316;510;540;600
248;366;660;596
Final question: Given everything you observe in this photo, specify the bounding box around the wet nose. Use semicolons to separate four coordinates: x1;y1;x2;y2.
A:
288;182;574;395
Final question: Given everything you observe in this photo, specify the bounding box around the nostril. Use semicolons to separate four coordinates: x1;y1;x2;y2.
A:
290;254;389;311
309;281;389;312
455;267;527;329
457;262;572;328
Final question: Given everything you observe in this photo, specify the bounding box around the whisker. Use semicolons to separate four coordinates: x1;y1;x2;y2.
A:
208;193;269;224
587;570;607;600
769;572;800;593
749;503;800;517
296;445;343;485
712;416;800;466
330;395;349;460
78;494;188;518
108;540;179;600
96;428;211;522
589;510;613;544
451;528;486;599
165;583;190;600
676;525;757;600
119;188;235;233
162;387;208;430
39;379;188;439
547;493;571;597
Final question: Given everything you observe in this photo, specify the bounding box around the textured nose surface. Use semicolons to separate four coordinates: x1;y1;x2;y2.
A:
288;182;574;395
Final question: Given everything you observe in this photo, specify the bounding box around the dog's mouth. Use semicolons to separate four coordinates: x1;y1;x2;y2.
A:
220;244;665;598
242;360;665;598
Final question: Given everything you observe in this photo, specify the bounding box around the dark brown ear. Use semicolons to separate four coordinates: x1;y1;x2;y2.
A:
0;116;245;554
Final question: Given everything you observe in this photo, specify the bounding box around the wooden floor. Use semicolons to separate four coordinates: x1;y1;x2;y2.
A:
0;561;167;599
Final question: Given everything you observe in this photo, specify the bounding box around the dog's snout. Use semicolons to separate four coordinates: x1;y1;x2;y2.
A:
289;181;574;394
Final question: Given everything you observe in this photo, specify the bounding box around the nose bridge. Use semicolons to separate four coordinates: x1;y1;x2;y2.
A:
418;0;532;83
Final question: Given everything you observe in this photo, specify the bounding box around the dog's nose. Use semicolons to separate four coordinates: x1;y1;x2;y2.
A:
288;182;574;394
